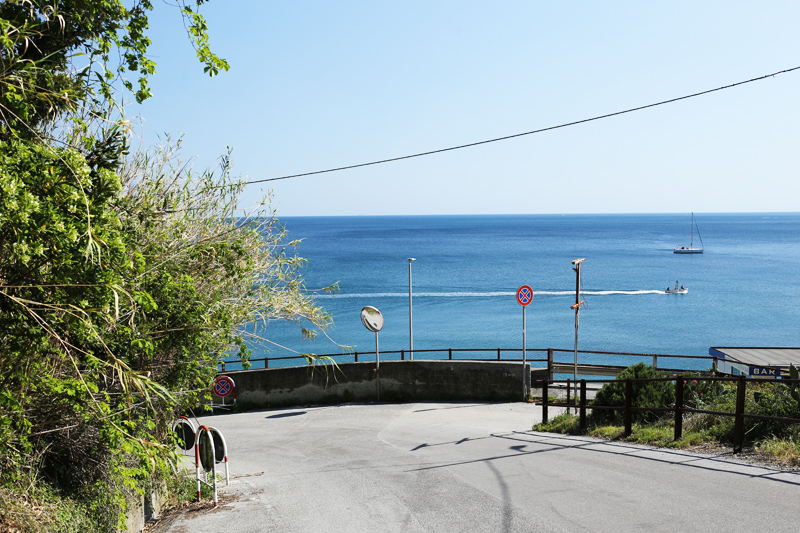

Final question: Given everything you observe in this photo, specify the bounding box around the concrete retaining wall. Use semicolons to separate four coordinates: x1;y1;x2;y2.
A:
215;360;546;408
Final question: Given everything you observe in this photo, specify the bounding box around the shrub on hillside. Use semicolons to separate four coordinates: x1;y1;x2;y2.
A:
745;381;800;442
591;363;675;425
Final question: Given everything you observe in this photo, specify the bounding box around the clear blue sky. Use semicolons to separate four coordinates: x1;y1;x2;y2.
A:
133;1;800;216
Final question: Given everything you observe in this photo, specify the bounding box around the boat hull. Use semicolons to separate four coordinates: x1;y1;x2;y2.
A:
665;288;688;294
673;247;703;254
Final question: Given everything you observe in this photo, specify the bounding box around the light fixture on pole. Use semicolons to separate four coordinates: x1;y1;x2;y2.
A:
407;258;416;360
571;258;586;409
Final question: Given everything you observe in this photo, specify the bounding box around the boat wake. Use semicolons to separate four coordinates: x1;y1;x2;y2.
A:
316;289;666;299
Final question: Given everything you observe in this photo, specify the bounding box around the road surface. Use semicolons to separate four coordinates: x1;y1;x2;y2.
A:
157;402;800;532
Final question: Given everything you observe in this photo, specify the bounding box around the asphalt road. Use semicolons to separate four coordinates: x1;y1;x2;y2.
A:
157;402;800;532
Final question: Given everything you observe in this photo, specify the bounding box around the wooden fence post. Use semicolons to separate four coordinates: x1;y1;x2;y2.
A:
401;349;404;361
354;352;358;363
734;375;746;453
674;377;684;441
624;379;633;437
547;348;554;380
449;348;452;360
579;379;586;431
566;379;571;408
542;380;549;424
497;348;501;361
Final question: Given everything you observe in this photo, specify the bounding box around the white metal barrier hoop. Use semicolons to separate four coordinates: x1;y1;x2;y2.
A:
171;416;196;452
207;426;229;485
194;425;218;506
193;425;231;506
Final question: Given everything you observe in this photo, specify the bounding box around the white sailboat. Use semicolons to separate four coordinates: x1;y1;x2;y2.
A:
674;212;704;254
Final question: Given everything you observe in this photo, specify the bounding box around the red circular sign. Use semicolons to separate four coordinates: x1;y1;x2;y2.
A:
516;285;533;306
213;375;235;397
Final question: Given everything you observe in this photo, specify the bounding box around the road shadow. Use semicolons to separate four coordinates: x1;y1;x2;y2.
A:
265;411;307;419
409;431;800;487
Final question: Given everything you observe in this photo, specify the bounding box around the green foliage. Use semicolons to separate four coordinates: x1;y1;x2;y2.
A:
0;1;228;139
533;412;581;434
0;134;337;530
756;436;800;467
0;478;100;533
683;376;730;409
745;381;800;442
788;364;800;405
0;2;337;530
590;363;675;425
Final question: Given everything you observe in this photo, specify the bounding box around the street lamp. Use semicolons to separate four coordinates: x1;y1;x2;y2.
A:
571;258;586;410
407;258;416;360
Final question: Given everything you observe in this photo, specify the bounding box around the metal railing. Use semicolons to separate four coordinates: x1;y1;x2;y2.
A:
218;347;718;375
220;347;548;370
538;375;800;453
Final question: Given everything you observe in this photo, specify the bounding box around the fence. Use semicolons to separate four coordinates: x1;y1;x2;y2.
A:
538;375;800;453
219;347;718;377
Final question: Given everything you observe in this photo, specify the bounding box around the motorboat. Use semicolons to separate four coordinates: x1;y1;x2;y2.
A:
665;281;688;294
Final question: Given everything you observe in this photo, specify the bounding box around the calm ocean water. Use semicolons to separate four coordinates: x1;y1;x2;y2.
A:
237;213;800;371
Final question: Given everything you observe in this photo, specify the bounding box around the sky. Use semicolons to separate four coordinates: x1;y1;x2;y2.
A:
132;1;800;216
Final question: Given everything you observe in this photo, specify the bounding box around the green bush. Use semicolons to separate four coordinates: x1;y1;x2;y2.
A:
683;376;730;409
745;381;800;442
533;412;581;434
591;363;675;425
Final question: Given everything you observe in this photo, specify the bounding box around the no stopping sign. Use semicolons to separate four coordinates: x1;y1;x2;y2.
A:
213;375;235;397
516;285;533;306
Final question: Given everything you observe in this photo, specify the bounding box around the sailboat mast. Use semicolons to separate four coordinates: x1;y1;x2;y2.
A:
690;212;694;248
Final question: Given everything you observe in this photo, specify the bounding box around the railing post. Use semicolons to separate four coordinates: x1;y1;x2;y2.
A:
674;377;684;441
354;351;358;363
624;379;632;437
653;354;658;369
497;348;501;361
712;357;718;374
265;358;269;369
579;379;586;431
449;348;452;360
221;361;226;372
547;348;554;380
401;349;405;361
566;378;571;408
542;380;549;423
733;375;746;453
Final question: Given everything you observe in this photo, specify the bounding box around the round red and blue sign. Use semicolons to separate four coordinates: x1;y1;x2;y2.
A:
516;285;533;306
213;375;235;397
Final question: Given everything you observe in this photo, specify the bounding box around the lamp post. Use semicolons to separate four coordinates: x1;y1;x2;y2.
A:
571;258;586;410
407;258;416;360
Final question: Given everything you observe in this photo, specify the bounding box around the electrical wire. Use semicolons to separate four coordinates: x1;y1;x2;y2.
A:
244;66;800;186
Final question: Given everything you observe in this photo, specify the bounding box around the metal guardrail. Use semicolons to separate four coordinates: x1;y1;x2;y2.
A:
538;375;800;453
218;347;719;376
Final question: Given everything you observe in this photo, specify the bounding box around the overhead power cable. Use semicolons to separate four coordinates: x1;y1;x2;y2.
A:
247;66;800;185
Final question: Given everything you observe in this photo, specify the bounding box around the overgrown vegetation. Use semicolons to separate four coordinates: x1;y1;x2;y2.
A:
0;2;334;530
534;363;800;468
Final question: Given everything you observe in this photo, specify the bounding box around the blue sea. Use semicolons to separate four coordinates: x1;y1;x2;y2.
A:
235;213;800;372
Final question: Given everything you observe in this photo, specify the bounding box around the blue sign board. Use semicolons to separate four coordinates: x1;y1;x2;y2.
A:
749;366;780;377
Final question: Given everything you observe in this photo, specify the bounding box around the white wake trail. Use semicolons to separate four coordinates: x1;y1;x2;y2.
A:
316;289;666;299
